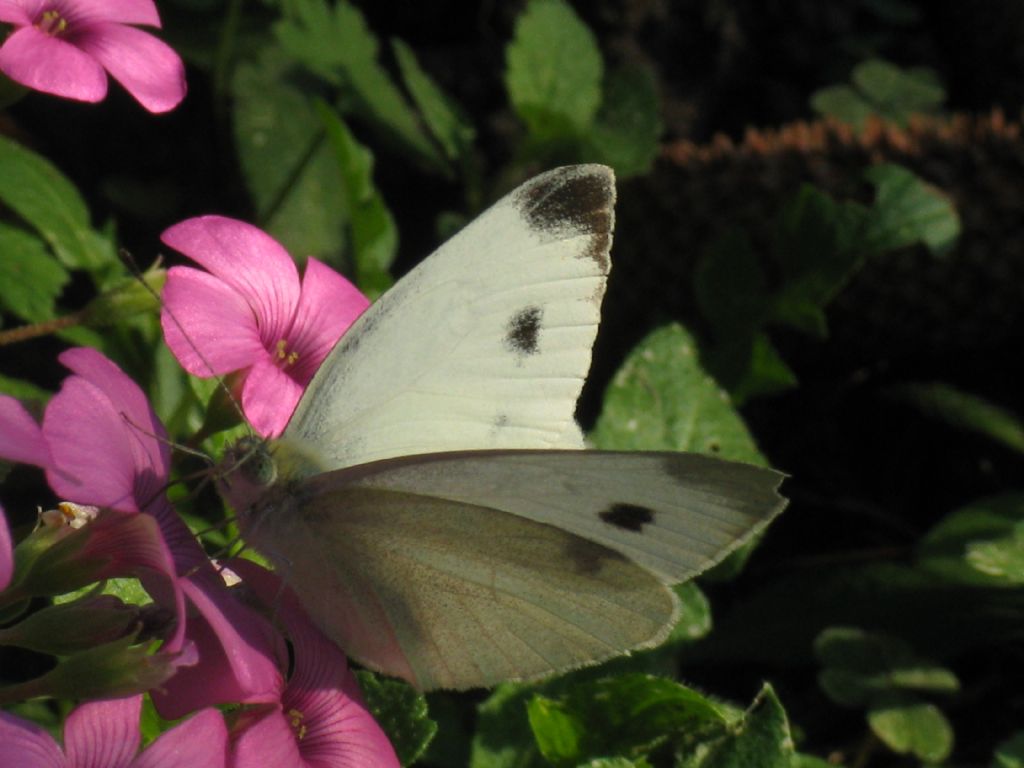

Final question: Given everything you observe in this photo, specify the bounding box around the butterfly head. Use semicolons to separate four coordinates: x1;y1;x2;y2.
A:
217;435;278;513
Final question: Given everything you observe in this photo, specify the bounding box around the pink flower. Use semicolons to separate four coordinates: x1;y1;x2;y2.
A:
228;561;400;768
0;348;282;717
160;216;369;437
0;504;12;591
0;694;228;767
0;0;186;112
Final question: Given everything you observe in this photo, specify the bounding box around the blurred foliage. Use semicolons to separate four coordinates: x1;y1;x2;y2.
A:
1;0;1023;766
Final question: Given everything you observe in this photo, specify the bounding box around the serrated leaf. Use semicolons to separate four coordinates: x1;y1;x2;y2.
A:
232;45;349;268
591;324;767;466
696;685;795;768
392;38;476;167
889;381;1024;456
0;224;69;322
0;135;115;277
529;675;728;767
506;0;603;141
863;164;960;256
586;64;661;178
993;731;1024;768
867;694;953;763
315;101;397;298
274;0;442;169
355;670;437;766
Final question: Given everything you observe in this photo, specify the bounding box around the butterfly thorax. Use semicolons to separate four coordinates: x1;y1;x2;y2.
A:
218;434;331;519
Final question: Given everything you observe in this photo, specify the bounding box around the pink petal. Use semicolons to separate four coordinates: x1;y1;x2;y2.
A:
161;217;301;347
0;394;50;467
287;258;369;383
0;1;34;26
0;26;107;102
231;561;400;768
0;710;64;768
150;573;283;720
43;375;143;511
230;710;304;768
161;266;264;378
0;506;12;591
241;356;304;438
44;349;169;512
64;0;162;26
132;709;227;768
72;21;184;113
64;696;141;768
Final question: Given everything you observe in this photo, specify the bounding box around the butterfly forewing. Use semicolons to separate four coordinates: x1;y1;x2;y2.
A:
284;165;615;473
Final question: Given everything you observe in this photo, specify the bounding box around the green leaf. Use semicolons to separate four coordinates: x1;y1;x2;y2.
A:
586;64;661;178
506;0;603;141
862;164;960;256
526;696;585;766
0;135;116;279
0;224;69;322
867;694;953;763
315;101;398;298
355;670;437;766
993;731;1024;768
917;493;1024;587
815;627;959;708
0;374;50;405
392;38;476;167
811;59;945;130
694;685;795;768
528;675;728;766
274;0;442;169
591;324;767;466
810;84;876;131
851;60;945;123
667;582;712;643
232;45;349;268
470;683;547;768
965;521;1024;584
889;381;1024;455
770;185;868;336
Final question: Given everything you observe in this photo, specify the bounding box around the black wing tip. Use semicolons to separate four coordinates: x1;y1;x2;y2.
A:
513;165;616;270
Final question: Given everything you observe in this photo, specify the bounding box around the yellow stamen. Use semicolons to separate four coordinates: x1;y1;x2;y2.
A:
274;339;300;367
287;708;308;741
36;9;69;36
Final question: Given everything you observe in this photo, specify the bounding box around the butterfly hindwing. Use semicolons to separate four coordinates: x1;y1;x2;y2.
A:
247;482;677;691
284;165;615;472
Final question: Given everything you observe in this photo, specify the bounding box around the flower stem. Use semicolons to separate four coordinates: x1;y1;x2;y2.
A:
0;311;87;346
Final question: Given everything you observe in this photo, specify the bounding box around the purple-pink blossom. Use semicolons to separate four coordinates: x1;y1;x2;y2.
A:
228;560;400;768
0;504;12;591
0;694;228;767
160;215;369;437
0;347;282;718
0;0;186;112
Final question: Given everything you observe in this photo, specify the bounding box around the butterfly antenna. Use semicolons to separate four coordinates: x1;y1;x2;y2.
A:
120;248;254;439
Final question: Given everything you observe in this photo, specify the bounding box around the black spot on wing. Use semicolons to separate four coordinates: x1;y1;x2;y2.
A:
504;306;542;356
564;535;631;575
600;503;655;532
512;166;614;271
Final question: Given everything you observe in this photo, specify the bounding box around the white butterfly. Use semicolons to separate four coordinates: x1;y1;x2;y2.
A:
221;165;786;691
